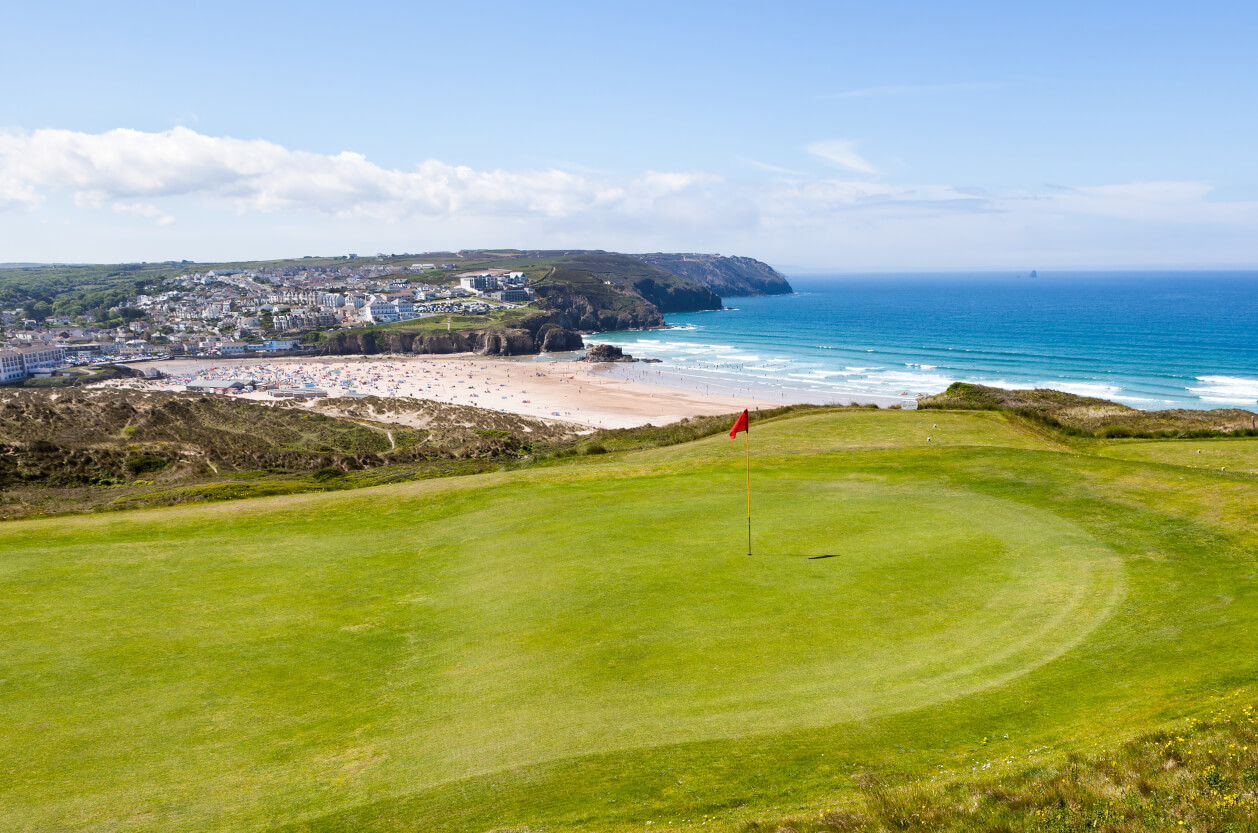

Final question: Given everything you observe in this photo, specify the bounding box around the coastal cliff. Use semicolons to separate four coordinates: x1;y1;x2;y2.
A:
631;253;793;297
532;253;722;321
321;251;735;357
319;313;583;356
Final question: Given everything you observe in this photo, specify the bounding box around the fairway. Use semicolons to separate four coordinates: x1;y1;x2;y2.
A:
1100;435;1258;474
2;409;1256;832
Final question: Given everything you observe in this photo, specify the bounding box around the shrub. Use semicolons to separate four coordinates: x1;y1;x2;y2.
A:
124;453;168;475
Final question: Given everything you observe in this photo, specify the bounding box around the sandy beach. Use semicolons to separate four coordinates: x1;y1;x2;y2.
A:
111;355;777;430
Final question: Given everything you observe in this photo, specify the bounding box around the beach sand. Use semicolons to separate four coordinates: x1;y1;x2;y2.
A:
110;355;775;430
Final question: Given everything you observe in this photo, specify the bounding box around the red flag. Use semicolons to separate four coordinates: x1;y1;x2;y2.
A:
729;409;749;439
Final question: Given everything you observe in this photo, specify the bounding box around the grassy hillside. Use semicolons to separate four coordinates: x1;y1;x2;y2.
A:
1;250;725;332
922;382;1258;438
0;389;577;518
632;253;794;297
2;408;1257;831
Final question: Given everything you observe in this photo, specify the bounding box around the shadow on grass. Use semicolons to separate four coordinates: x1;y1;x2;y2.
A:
742;553;843;559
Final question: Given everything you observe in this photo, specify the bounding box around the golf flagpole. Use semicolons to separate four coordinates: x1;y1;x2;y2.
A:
745;426;751;556
729;409;750;556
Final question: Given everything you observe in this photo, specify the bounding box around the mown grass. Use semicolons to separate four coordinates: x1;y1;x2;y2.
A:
1099;436;1258;475
1;409;1257;832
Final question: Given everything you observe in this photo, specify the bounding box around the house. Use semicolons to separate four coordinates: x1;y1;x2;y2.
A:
362;296;400;323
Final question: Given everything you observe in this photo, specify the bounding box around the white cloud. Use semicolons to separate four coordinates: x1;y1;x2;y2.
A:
111;201;174;226
0;127;716;222
0;171;40;211
1;127;1257;268
805;140;879;175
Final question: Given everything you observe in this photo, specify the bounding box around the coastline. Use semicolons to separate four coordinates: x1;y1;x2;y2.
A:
587;275;1258;413
110;354;779;430
596;361;917;408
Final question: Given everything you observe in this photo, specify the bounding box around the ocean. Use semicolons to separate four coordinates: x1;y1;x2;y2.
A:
590;271;1258;411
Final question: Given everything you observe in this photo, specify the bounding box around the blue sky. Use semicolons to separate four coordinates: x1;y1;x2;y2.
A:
2;1;1256;269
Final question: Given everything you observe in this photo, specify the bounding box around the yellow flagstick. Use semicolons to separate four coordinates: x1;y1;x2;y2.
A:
745;426;751;556
730;408;751;556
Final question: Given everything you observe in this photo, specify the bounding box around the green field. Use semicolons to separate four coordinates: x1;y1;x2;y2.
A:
3;409;1257;831
353;308;534;335
1100;436;1258;474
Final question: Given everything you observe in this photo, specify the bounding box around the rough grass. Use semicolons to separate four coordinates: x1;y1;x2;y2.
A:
744;697;1258;832
921;382;1258;438
3;408;1258;832
0;389;579;518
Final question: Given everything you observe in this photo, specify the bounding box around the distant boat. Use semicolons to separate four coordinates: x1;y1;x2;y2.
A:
1029;270;1038;278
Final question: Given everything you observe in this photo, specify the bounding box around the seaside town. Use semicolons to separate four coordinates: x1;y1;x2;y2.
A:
0;258;535;383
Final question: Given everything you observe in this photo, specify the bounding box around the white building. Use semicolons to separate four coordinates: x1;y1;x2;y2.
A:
458;273;500;293
363;296;400;323
0;351;24;383
0;345;67;383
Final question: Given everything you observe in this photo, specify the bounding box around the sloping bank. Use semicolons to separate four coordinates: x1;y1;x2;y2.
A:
316;312;585;357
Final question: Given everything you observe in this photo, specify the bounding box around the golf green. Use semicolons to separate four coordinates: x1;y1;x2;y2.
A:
2;409;1254;832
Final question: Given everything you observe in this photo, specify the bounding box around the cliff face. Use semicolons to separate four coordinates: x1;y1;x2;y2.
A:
533;279;665;332
626;275;723;314
632;253;793;297
532;254;721;324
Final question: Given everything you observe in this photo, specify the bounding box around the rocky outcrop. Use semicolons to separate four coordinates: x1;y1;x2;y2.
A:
479;329;536;356
538;323;584;352
632;253;793;297
582;343;635;363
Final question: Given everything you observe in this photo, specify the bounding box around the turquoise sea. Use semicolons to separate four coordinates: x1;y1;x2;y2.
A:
591;272;1258;411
